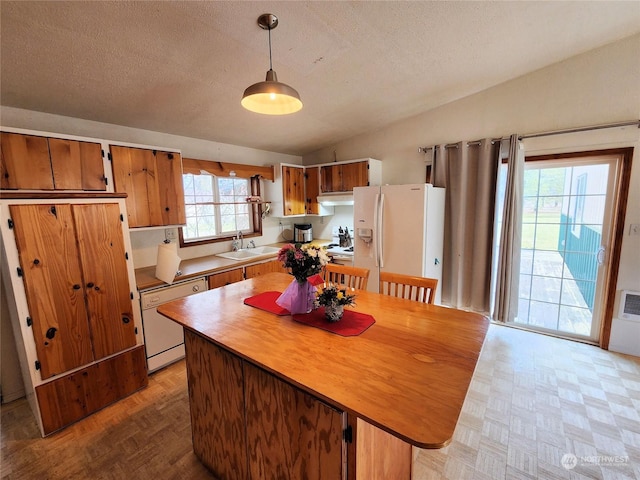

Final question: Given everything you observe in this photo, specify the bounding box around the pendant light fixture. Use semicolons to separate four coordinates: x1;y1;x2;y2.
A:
241;14;303;115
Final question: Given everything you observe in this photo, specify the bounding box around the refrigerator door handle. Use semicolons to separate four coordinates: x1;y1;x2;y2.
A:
377;193;385;268
373;193;380;267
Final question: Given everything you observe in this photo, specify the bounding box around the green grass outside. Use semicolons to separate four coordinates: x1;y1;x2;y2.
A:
521;211;561;250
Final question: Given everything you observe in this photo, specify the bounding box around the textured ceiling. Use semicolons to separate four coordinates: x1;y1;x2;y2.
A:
2;1;639;156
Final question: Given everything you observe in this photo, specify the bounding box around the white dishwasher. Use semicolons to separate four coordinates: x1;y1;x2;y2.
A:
140;277;207;372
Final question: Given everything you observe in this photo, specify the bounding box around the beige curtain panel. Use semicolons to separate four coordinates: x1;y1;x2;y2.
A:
493;135;524;323
433;138;500;315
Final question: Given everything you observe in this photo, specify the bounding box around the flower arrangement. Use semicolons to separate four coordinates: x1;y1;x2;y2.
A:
277;243;330;283
315;284;356;322
315;284;357;308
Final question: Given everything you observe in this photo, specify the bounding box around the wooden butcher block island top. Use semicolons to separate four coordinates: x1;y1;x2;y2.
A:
158;272;489;449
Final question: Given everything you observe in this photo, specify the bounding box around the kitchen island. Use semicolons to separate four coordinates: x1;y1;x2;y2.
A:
158;272;489;479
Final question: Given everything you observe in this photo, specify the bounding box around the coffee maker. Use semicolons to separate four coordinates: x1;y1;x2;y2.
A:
293;223;313;243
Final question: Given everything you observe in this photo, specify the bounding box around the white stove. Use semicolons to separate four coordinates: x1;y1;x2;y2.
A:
326;226;354;264
325;245;354;256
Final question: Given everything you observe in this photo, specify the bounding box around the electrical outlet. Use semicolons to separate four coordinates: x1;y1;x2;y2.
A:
630;224;640;236
165;228;178;241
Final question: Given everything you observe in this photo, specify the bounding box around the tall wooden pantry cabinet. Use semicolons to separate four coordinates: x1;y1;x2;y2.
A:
0;195;147;436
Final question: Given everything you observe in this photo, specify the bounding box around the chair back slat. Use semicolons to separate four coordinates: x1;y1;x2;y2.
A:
323;264;370;290
379;271;437;304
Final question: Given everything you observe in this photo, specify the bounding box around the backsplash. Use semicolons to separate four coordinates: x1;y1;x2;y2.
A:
129;206;355;269
129;216;286;269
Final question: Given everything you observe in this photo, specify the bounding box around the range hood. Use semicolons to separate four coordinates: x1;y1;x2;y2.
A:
317;194;354;206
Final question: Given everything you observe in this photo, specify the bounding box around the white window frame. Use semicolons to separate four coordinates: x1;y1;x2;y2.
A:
181;174;254;244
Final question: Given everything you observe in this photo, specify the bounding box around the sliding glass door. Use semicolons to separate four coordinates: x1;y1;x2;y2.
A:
496;152;620;342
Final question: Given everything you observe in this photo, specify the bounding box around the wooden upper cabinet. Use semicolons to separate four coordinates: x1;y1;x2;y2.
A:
155;150;186;226
341;161;369;191
1;133;54;190
305;166;320;215
110;145;186;228
49;138;106;191
320;161;369;193
320;164;341;193
0;132;106;191
282;165;306;216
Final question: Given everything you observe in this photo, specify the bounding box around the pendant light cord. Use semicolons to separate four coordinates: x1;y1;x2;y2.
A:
268;25;273;71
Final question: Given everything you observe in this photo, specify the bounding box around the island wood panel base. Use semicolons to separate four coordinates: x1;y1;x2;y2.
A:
347;416;412;480
244;360;344;479
184;329;413;479
185;330;344;479
35;346;148;435
184;330;247;479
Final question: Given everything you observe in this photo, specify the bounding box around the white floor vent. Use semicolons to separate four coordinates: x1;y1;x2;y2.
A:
619;290;640;322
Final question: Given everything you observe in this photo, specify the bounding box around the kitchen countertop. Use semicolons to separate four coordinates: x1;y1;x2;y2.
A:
157;272;490;449
135;240;333;291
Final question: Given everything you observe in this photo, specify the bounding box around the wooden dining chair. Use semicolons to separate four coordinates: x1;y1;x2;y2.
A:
379;271;438;304
323;264;370;290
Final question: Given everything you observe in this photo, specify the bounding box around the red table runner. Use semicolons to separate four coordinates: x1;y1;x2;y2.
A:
243;291;290;315
245;290;376;336
292;308;375;337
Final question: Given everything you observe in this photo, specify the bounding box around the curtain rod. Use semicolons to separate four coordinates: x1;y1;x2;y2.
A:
519;119;639;140
418;138;501;152
417;119;640;153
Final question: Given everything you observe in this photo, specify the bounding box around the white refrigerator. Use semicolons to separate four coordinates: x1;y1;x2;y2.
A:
353;184;445;303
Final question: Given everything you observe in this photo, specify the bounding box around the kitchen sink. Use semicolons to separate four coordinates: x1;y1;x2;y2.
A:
215;246;281;261
245;246;280;255
216;250;260;260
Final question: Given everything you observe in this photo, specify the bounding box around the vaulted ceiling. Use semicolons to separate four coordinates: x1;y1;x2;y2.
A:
2;1;639;156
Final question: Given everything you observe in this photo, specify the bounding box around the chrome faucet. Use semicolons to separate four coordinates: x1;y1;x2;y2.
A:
231;231;245;251
247;240;255;249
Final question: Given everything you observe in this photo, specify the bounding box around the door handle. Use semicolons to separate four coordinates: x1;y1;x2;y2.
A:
596;246;606;265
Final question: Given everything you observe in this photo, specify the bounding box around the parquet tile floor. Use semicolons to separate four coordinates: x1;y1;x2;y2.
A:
413;325;640;480
2;324;639;479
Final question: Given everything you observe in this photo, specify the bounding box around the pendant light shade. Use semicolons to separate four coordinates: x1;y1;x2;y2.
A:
241;14;302;115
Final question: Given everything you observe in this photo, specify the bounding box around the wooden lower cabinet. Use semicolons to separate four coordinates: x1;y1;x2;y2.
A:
208;268;244;289
184;330;344;479
245;259;287;279
35;346;148;435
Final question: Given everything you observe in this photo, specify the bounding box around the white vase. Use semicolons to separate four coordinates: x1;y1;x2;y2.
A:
325;303;344;322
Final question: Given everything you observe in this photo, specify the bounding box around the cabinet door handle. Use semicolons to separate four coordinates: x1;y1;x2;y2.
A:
46;327;57;339
73;284;81;290
33;258;40;265
122;316;131;324
87;282;95;288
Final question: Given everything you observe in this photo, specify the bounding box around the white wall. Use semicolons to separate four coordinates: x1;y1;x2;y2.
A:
303;34;640;356
0;278;25;403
